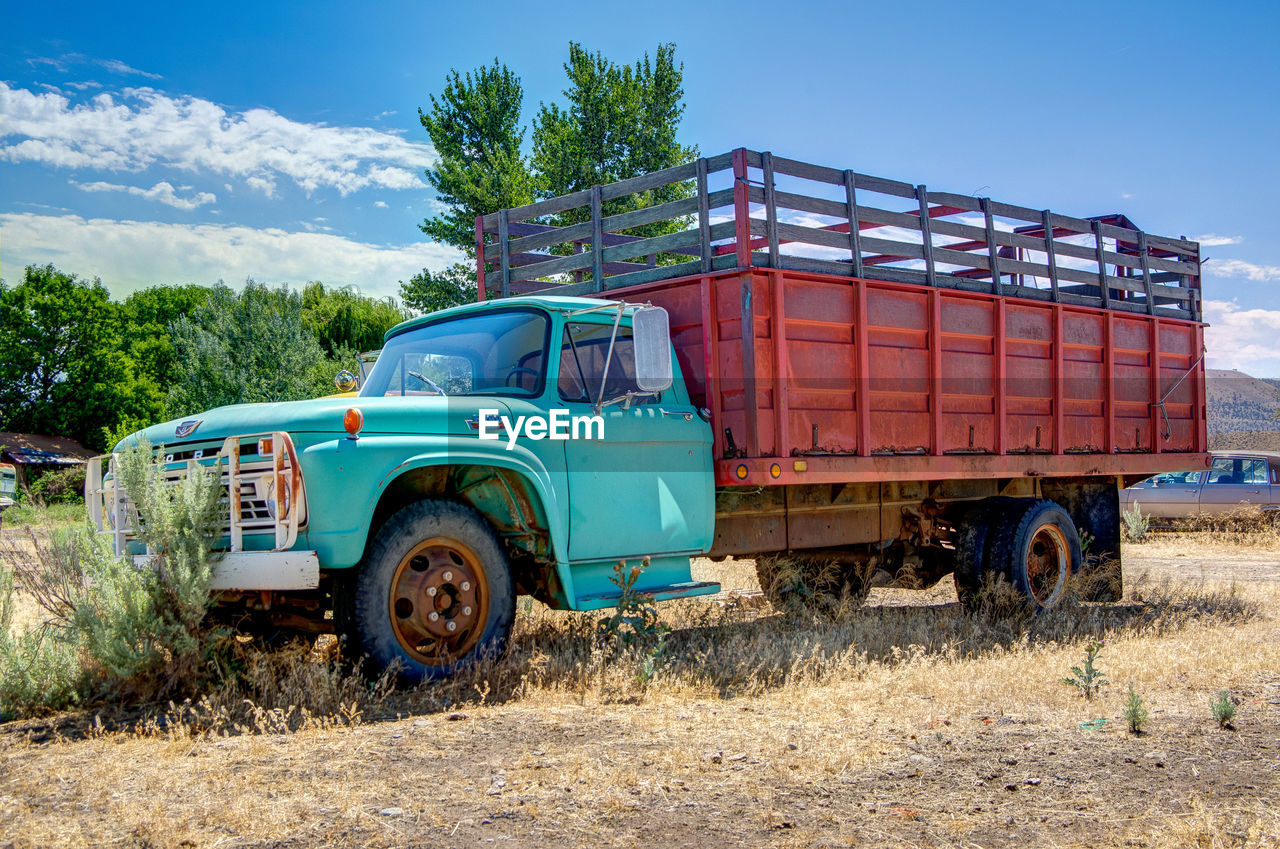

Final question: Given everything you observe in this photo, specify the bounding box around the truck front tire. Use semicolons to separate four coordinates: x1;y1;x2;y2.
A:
351;499;515;682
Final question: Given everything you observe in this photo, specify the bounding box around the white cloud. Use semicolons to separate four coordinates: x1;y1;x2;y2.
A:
96;58;161;80
1194;234;1243;247
0;82;435;196
1207;258;1280;282
1203;300;1280;377
374;200;388;208
0;212;460;300
71;179;216;211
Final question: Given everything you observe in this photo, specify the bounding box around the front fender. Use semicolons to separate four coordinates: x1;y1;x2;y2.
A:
298;435;569;574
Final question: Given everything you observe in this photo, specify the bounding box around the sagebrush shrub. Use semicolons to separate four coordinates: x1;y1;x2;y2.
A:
0;439;225;716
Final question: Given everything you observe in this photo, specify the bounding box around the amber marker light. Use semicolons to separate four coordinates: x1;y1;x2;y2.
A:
734;463;749;480
343;407;364;439
770;463;782;479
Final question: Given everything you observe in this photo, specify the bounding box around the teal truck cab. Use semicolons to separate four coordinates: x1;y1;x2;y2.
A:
89;296;717;680
89;148;1211;682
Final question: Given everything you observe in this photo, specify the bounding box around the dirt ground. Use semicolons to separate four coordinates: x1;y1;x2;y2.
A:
2;535;1279;849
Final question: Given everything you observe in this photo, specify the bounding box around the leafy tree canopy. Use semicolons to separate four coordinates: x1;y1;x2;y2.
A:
166;281;334;416
301;282;407;357
398;263;475;316
0;265;150;451
418;60;535;253
414;43;697;309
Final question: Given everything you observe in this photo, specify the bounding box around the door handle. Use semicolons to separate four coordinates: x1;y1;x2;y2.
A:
658;408;693;422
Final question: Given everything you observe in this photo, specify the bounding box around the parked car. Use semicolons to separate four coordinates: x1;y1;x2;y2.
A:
1121;451;1279;519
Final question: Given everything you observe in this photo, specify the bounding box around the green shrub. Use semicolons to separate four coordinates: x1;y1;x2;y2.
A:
1121;502;1150;542
27;466;88;505
0;439;225;716
1210;690;1237;729
1061;639;1108;699
1123;682;1149;734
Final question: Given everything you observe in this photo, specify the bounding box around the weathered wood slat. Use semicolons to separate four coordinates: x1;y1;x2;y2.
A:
762;152;780;268
772;189;847;220
507;251;592;284
925;189;983;212
697;157;711;274
481;188;592;230
987;199;1048;225
769;154;844;186
1044;211;1096;236
858;235;926;259
932;245;992;271
600;227;702;264
856;205;922;230
773;220;857;251
853;172;917;199
598;161;697;202
494;220;594;259
600;194;700;234
602;259;706;291
1145;233;1199;256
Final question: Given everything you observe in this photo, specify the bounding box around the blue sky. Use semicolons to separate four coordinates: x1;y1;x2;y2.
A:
2;0;1278;375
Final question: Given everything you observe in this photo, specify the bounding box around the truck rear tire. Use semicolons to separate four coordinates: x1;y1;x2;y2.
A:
989;499;1081;610
952;499;1008;608
351;499;515;682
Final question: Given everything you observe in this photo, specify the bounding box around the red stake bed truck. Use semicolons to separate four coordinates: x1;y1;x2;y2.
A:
476;147;1208;610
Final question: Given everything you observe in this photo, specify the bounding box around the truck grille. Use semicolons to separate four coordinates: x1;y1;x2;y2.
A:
87;431;306;555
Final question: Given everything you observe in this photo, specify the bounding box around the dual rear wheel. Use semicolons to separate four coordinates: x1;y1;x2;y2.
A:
954;498;1083;610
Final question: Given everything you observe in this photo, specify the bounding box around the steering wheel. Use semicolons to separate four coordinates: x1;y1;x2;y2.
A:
504;366;540;387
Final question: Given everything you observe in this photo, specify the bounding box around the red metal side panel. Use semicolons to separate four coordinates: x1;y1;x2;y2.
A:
602;266;1207;486
1004;303;1053;453
939;294;997;454
1111;315;1156;452
1061;310;1107;453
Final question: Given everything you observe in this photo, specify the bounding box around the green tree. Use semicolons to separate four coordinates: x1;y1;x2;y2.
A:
0;265;149;451
300;282;407;356
419;59;535;253
120;284;211;390
399;263;475;315
167;281;333;415
532;42;698;230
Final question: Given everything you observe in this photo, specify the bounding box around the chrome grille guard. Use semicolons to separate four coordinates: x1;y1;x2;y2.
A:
86;431;306;556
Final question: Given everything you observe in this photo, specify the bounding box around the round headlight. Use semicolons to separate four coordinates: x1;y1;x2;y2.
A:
266;477;291;520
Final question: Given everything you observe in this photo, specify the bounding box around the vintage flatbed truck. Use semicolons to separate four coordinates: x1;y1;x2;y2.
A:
87;148;1209;681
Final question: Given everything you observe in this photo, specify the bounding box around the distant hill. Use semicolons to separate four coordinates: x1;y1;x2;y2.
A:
1205;369;1280;436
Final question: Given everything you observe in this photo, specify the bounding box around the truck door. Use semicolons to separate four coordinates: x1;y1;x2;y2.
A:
1199;456;1269;516
555;319;713;561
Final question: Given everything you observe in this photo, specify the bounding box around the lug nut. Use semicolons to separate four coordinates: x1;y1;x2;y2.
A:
446;621;457;632
428;612;439;622
443;570;453;582
426;586;437;597
461;581;471;591
462;606;472;616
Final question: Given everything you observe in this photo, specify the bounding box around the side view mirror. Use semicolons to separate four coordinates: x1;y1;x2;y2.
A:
632;306;673;393
334;369;359;392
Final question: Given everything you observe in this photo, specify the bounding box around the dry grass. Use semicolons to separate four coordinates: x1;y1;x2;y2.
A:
2;529;1279;847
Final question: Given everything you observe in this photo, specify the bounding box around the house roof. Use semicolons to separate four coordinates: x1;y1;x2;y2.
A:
0;432;96;465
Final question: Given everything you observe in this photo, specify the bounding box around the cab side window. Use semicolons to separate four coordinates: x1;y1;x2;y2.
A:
1206;458;1267;485
557;322;653;404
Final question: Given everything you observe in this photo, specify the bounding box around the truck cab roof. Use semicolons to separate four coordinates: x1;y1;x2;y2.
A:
386;295;635;343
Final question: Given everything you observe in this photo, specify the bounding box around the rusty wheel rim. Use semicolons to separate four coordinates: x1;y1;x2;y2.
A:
389;537;489;665
1025;524;1069;606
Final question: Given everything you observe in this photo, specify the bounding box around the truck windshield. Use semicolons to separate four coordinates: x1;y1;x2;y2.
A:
359;309;550;398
